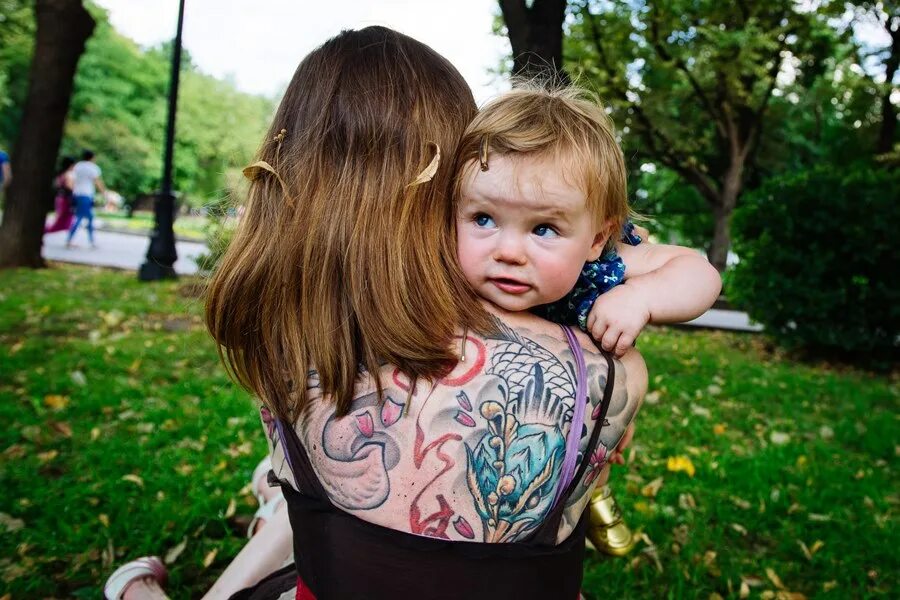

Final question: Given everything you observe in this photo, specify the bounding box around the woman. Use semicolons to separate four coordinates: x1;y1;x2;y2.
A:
105;26;646;600
44;156;75;234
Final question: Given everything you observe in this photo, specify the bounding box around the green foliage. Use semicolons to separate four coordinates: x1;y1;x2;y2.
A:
0;0;35;147
1;265;897;596
562;1;891;247
729;163;900;363
0;2;273;206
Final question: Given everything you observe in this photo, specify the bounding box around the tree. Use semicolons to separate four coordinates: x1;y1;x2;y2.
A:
0;0;94;269
499;0;569;78
566;0;845;271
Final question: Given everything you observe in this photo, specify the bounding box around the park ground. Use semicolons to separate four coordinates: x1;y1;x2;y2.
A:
0;264;896;598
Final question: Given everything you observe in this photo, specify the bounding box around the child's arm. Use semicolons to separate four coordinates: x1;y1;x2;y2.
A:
588;242;721;355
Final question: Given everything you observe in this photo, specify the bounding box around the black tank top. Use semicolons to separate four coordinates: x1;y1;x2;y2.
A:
276;338;616;600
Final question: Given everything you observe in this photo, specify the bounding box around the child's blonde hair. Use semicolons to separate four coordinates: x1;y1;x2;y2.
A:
452;82;629;250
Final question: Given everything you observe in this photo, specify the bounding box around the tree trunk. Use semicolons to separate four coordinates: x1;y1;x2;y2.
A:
877;18;899;155
706;157;744;272
499;0;568;80
0;0;95;269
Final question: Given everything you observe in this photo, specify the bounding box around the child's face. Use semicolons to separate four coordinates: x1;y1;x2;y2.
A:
456;153;608;312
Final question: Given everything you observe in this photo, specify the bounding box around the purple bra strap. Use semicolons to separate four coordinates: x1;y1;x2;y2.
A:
551;325;588;508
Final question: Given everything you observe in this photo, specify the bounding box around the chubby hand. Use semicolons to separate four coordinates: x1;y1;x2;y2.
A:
586;284;650;357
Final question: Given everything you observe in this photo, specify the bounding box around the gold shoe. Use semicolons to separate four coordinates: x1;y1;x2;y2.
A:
586;485;636;556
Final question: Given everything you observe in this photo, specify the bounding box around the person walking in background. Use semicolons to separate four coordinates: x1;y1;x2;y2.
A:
0;148;11;194
44;156;76;233
67;149;106;249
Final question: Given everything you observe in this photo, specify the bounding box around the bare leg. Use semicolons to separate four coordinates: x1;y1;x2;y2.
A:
200;501;293;600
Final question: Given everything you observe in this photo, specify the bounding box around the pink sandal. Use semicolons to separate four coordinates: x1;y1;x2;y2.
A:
103;556;168;600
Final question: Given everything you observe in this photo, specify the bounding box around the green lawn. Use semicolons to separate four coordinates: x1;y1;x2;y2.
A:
0;265;896;598
97;211;208;242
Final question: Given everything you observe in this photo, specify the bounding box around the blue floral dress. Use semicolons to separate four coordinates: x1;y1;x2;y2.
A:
531;222;642;330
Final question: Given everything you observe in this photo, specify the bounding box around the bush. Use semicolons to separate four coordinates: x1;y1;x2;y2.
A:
729;163;899;365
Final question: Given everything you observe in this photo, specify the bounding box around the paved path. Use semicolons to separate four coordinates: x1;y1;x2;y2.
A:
43;229;204;275
43;228;763;332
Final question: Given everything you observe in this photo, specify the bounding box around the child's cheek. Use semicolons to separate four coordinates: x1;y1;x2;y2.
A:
456;228;485;285
537;250;585;301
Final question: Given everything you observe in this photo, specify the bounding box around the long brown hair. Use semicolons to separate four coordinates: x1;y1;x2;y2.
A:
206;27;491;421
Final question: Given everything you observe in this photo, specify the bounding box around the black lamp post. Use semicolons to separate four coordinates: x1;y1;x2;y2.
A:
139;0;185;281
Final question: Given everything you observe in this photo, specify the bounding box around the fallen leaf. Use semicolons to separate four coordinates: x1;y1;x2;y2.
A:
43;395;70;411
739;580;750;598
809;540;824;555
766;567;786;590
224;498;236;519
176;464;194;476
713;423;727;435
770;431;791;445
98;514;109;528
667;455;696;477
165;537;187;564
644;391;661;405
202;548;218;568
641;477;664;498
51;422;73;438
121;474;144;488
37;450;58;463
691;404;711;419
797;540;812;561
0;513;25;533
90;427;101;441
731;523;748;536
822;581;837;592
70;371;87;386
808;513;831;522
678;493;696;510
128;359;142;374
730;496;751;510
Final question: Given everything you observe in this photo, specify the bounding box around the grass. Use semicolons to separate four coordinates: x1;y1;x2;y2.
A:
0;265;896;598
97;211;208;242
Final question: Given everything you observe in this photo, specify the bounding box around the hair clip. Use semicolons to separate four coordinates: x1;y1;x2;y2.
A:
407;142;441;188
241;128;293;205
479;135;490;171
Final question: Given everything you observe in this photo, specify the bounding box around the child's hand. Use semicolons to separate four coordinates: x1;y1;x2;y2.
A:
587;284;650;357
608;423;635;465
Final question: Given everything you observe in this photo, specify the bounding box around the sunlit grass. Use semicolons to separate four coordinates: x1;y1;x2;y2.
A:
0;264;896;598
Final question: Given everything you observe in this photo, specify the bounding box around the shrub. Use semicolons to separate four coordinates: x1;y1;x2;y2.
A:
729;163;899;365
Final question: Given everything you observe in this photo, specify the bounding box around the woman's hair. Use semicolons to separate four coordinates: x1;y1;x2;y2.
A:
451;82;629;250
206;26;491;421
57;156;75;175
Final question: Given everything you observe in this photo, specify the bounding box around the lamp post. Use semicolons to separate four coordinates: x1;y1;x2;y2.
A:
139;0;185;281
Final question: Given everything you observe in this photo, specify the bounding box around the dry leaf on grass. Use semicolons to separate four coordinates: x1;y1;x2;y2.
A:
766;567;786;590
0;513;25;533
224;498;237;519
641;477;664;498
121;474;144;488
713;423;727;435
37;450;58;463
165;537;187;564
43;395;69;411
667;455;696;477
51;421;73;438
98;514;109;528
202;548;218;568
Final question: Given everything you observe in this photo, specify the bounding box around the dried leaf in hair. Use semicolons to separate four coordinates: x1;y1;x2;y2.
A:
407;143;441;187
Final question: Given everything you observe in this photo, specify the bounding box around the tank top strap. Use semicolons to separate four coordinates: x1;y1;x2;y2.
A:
527;339;616;546
274;418;334;506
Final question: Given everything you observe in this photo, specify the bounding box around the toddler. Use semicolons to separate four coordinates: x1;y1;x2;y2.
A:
452;85;721;555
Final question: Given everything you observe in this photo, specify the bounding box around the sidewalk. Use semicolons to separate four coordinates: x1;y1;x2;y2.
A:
43;229;204;275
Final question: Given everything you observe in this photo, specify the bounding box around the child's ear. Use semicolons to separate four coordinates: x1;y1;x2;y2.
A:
587;221;614;262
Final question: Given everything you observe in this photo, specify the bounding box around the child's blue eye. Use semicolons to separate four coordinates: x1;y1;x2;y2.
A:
474;214;495;228
533;224;559;238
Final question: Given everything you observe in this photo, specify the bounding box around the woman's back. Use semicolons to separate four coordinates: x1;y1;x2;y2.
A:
269;311;644;547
